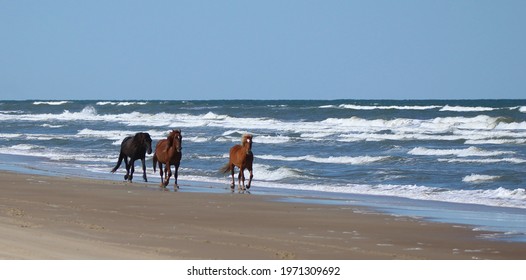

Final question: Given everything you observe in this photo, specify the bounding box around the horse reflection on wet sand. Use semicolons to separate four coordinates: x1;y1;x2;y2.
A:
111;132;152;182
153;129;182;188
220;134;254;192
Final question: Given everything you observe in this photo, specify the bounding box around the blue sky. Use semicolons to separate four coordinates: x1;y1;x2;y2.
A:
1;1;525;100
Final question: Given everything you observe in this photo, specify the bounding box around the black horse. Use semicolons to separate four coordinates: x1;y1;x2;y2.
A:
111;132;153;182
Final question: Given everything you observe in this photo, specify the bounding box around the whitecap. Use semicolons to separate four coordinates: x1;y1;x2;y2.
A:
33;101;70;105
96;101;148;106
440;105;496;112
258;154;390;164
77;128;167;142
0;133;22;139
408;146;514;157
185;136;209;143
253;135;291;144
439;158;526;164
465;139;526;145
41;124;63;128
463;174;501;183
77;128;134;140
338;104;441;110
9;144;44;150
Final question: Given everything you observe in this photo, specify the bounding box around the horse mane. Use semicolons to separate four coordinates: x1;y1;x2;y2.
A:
133;132;143;142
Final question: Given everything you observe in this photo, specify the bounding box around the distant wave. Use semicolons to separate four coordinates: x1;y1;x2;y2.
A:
440;105;496;112
252;135;291;144
320;104;441;110
463;174;501;183
77;128;140;141
33;101;70;105
320;104;526;112
439;158;526;164
2;107;526;146
41;124;63;128
465;139;526;145
408;146;514;157
258;154;391;164
0;133;22;139
96;101;148;106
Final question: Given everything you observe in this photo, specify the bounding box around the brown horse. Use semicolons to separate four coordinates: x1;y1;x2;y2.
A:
220;134;254;191
153;129;182;188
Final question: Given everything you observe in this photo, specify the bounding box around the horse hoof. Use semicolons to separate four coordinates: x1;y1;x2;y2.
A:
124;175;128;180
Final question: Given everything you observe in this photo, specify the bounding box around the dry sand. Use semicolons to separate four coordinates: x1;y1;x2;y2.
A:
0;171;525;259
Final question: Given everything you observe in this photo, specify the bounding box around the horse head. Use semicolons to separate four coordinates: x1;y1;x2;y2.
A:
135;132;152;154
144;133;153;154
167;129;182;153
242;134;253;153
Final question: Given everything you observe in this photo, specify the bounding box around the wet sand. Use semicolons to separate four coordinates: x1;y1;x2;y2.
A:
1;171;525;259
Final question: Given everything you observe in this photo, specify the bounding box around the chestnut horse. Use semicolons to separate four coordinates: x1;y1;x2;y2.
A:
220;134;254;191
111;132;152;182
153;129;182;188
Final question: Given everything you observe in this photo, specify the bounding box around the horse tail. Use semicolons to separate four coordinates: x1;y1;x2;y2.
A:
111;152;125;173
219;162;232;174
152;154;158;173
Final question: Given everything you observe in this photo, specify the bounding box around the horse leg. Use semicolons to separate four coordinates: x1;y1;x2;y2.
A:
158;162;165;187
164;164;171;187
152;154;157;174
246;167;253;190
123;156;130;181
141;157;147;182
173;163;179;189
230;165;235;190
129;159;135;182
238;168;245;191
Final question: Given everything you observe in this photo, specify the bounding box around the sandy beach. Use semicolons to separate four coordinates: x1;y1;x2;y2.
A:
0;171;525;260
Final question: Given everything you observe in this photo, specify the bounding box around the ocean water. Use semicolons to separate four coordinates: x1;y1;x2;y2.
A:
1;99;526;241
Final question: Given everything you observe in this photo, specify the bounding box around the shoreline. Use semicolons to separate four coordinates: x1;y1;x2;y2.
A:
1;171;526;259
2;153;526;244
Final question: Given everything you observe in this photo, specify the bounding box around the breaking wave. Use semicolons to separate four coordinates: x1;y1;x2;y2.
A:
463;174;501;183
33;101;70;105
258;154;391;164
408;146;514;157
